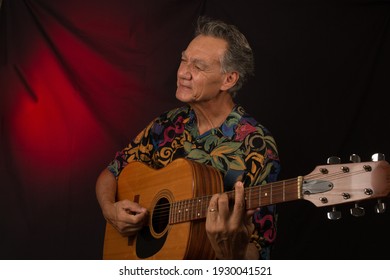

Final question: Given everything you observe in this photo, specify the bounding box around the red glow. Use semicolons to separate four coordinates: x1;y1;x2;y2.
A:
10;47;102;167
5;1;148;182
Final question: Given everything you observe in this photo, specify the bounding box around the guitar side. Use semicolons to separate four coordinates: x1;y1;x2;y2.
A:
103;158;223;260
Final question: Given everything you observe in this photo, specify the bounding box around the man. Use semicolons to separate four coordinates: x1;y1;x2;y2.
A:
96;17;280;259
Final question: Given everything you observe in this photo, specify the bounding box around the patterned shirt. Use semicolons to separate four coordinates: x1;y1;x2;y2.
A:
108;104;281;259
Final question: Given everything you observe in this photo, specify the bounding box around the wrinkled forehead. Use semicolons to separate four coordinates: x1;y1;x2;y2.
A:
182;35;227;63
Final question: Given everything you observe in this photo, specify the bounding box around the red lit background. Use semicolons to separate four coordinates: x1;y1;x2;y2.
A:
1;0;390;259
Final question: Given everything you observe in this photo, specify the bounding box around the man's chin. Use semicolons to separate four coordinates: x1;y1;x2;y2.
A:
176;91;196;103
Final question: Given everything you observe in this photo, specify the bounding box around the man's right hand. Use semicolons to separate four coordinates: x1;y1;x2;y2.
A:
96;168;148;236
103;200;148;236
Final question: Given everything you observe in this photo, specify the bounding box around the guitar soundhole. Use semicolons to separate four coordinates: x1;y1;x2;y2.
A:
151;197;169;235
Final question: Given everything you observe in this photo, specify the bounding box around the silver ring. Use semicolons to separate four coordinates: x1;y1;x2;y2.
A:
209;208;216;212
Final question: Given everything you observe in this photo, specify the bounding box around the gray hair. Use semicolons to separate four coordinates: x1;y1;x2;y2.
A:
195;17;255;97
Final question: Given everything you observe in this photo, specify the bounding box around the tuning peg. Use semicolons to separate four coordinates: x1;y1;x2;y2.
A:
372;153;385;161
349;154;361;163
327;206;342;220
375;199;386;214
350;203;365;217
327;156;341;165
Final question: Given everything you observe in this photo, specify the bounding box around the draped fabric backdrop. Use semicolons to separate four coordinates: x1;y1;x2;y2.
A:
1;0;389;260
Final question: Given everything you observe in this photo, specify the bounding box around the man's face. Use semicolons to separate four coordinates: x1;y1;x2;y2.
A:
176;35;228;104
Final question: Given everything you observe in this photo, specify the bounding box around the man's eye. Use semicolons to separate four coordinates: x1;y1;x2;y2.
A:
194;65;203;70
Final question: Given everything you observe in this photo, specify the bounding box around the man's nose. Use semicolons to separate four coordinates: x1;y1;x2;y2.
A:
178;64;191;80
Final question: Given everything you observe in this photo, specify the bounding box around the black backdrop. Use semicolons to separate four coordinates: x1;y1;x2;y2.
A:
1;0;389;260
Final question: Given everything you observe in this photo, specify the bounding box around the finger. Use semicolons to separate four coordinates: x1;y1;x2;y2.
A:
118;223;144;237
115;212;147;234
116;201;148;225
206;194;220;233
231;181;246;224
246;207;259;218
216;193;230;220
207;194;219;216
120;199;148;214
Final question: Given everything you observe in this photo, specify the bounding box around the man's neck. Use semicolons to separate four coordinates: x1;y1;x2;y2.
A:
190;94;235;135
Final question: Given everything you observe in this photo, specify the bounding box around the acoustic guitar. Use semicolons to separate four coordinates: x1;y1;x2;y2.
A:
103;157;390;260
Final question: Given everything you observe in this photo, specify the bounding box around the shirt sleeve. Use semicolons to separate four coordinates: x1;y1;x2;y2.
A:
107;119;157;178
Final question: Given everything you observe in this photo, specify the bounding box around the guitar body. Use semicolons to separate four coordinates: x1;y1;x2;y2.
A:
103;158;223;260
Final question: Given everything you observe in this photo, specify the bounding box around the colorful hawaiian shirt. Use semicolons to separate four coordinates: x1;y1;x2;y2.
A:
108;104;280;259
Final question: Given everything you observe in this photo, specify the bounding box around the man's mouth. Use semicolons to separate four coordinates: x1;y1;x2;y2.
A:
178;83;192;90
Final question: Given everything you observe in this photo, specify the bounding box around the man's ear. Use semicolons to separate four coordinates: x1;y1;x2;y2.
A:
220;71;239;91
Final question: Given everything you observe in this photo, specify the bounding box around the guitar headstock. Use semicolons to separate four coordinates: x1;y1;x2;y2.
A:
302;153;390;220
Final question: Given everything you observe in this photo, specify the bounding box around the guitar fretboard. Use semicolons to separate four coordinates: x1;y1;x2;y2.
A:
169;177;302;224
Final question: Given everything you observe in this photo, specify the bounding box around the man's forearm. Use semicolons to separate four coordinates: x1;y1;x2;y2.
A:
96;168;118;217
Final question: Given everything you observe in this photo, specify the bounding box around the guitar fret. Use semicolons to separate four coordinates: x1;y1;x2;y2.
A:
190;199;195;220
201;198;206;218
170;202;174;224
202;197;207;218
196;199;200;218
198;198;202;218
187;199;194;220
186;199;190;221
196;198;200;218
176;200;181;223
180;200;184;223
176;201;180;223
262;185;271;206
183;200;186;222
182;200;186;222
196;198;201;219
190;200;193;219
171;201;176;224
183;200;187;222
169;202;173;224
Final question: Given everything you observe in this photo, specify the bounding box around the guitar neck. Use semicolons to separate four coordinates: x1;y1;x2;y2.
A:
169;177;302;224
244;177;303;209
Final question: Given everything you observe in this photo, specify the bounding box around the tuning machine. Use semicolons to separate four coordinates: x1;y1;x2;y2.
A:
372;153;387;214
324;153;387;220
325;156;342;220
324;153;386;219
327;156;341;165
327;206;342;220
350;203;365;217
347;153;387;216
372;153;385;162
348;154;366;217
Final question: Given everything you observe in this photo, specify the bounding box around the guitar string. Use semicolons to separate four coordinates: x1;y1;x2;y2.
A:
149;169;372;223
